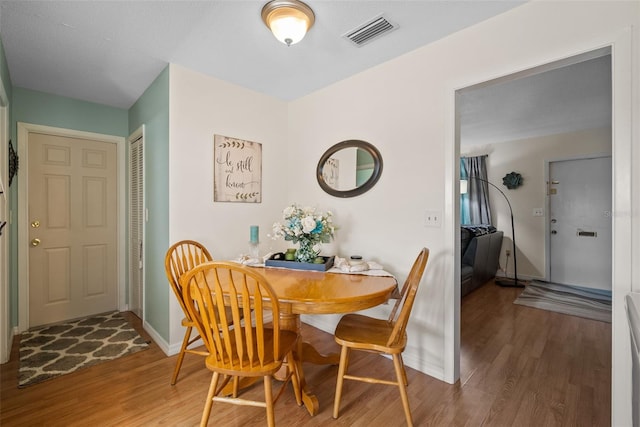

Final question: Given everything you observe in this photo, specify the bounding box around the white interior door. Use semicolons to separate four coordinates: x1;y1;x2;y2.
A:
28;132;118;326
548;156;612;290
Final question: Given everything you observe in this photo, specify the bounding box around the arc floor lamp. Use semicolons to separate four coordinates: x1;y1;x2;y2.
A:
462;176;525;288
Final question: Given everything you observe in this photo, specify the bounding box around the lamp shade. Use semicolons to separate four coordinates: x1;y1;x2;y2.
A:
262;0;315;46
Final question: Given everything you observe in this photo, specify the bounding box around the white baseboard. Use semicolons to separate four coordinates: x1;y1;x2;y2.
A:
300;314;444;382
143;319;170;356
401;348;446;382
300;313;342;334
0;327;16;364
167;337;205;356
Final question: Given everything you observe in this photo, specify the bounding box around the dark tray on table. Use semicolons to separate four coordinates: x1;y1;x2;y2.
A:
265;254;335;271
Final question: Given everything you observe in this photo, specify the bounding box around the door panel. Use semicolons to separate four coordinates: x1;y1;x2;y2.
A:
28;133;117;326
549;156;611;290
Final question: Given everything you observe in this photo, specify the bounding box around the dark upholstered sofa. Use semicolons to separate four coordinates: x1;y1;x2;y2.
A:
461;226;503;297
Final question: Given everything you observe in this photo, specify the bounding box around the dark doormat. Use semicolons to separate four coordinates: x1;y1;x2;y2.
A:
19;311;149;387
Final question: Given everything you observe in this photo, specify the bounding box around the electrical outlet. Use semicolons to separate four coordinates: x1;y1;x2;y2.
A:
425;210;441;227
533;208;544;217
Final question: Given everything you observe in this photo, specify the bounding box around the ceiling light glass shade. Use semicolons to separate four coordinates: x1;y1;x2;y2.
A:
261;0;315;47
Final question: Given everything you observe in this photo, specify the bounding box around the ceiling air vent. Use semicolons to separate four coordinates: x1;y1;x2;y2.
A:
343;14;398;47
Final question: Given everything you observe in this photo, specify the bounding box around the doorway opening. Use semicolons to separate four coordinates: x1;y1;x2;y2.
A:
455;47;612;385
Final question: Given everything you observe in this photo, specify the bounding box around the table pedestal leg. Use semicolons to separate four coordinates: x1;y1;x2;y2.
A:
279;312;320;416
300;341;340;365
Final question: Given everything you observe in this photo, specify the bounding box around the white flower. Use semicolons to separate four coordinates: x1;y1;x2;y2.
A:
272;222;284;238
283;206;296;218
301;216;316;233
272;203;335;245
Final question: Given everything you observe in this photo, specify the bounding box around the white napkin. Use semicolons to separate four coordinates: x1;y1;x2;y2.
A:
330;256;393;276
234;254;263;266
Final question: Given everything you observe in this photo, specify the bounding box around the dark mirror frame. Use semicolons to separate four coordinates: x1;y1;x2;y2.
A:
316;139;383;198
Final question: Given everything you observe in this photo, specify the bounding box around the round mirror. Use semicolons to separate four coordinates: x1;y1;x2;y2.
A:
316;140;383;198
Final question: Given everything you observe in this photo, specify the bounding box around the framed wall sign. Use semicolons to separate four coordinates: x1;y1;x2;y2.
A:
213;134;262;203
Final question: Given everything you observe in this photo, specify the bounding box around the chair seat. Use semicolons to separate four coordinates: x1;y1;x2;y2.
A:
334;313;406;354
206;329;299;377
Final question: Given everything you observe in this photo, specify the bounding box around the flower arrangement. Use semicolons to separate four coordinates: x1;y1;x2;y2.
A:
272;204;335;263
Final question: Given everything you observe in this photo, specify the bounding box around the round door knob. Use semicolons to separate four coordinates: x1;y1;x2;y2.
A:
31;238;41;247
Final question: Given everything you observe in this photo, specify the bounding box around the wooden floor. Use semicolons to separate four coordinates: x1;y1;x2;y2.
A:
1;281;611;426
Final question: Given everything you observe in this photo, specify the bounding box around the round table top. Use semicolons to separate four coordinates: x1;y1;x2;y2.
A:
254;267;398;315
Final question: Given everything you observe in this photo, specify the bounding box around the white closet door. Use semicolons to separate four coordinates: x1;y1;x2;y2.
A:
129;136;144;317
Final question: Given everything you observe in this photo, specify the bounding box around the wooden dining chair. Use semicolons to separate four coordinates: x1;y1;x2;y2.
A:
332;247;429;427
181;261;301;427
164;240;213;385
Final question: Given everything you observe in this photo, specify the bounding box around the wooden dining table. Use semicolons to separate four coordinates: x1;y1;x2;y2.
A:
223;265;398;416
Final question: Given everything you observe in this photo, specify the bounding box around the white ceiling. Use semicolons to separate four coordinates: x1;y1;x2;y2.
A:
459;51;612;146
0;1;611;145
0;0;525;108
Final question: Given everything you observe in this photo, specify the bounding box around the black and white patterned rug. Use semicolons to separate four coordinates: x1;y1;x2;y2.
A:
19;311;149;387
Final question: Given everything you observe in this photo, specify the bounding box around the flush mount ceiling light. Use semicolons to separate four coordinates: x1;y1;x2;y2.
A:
261;0;315;47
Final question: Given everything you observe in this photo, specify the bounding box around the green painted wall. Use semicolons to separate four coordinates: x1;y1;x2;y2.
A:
10;88;128;326
6;64;169;341
0;37;12;102
12;88;128;137
0;36;14;345
128;66;170;341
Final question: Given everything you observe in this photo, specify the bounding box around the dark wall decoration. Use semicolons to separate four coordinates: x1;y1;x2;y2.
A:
8;139;18;187
502;171;523;189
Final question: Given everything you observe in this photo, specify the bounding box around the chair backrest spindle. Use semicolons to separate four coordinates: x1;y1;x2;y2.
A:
165;240;213;318
387;248;429;347
181;261;284;372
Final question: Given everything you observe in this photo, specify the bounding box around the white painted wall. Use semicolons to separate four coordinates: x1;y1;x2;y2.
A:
165;1;638;424
285;1;637;425
463;127;612;280
168;64;290;351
